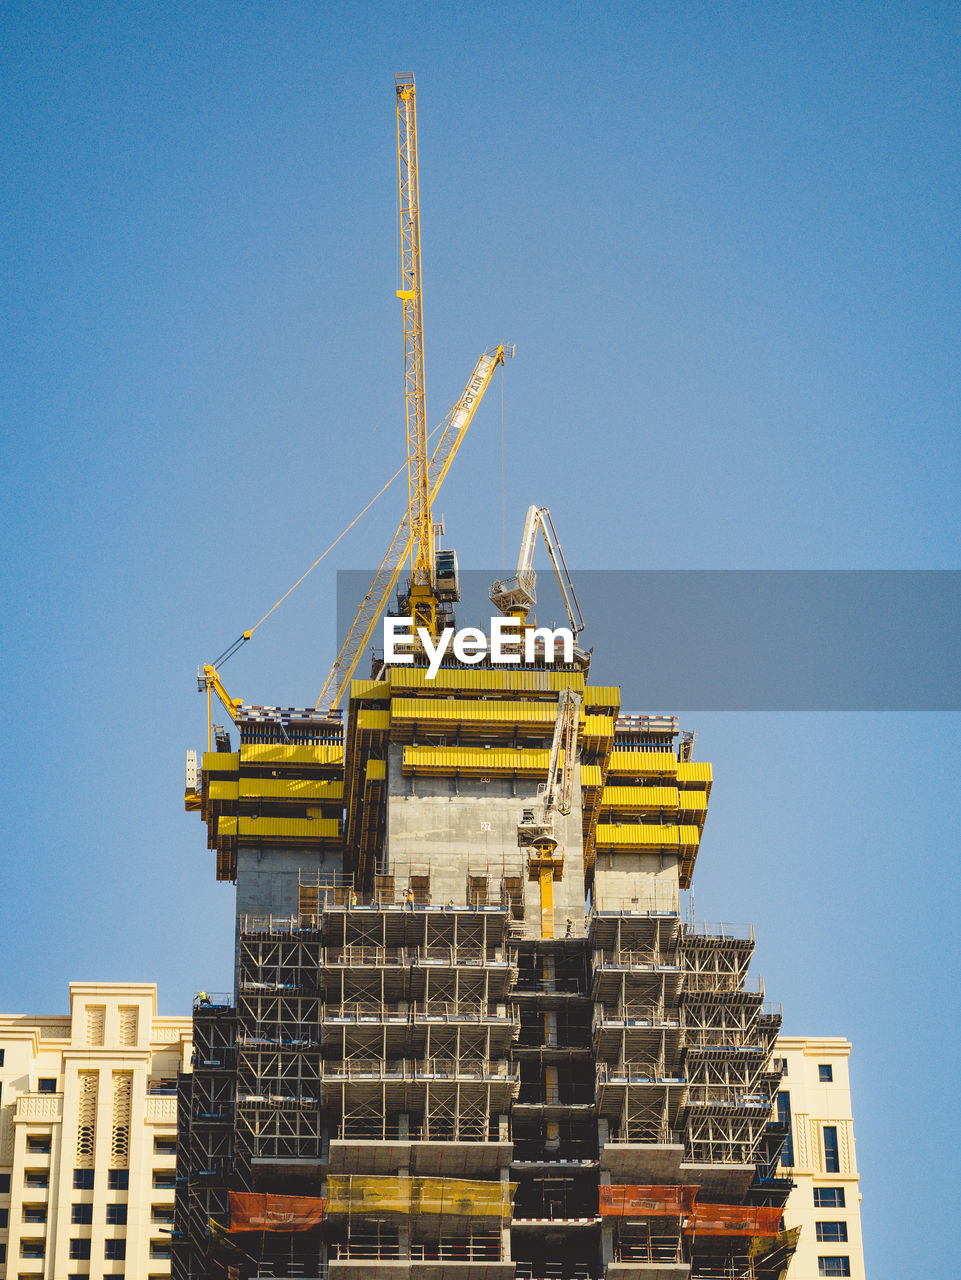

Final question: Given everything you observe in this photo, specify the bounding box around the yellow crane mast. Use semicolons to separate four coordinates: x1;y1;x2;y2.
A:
395;73;436;636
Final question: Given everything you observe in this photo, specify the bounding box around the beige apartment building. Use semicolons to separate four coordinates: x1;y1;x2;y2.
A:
0;984;191;1280
777;1037;866;1280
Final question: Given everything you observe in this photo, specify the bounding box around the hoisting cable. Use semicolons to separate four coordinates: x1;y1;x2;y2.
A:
209;420;448;668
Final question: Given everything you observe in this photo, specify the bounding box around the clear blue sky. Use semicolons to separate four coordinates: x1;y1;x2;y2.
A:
2;3;958;1276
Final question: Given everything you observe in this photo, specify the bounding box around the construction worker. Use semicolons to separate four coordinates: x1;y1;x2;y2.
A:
349;888;358;908
404;887;414;911
197;991;211;1007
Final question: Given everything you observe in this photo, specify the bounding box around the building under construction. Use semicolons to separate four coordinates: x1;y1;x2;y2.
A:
172;76;798;1280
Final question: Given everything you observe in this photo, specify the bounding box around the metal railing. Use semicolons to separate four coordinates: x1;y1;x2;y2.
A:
592;1003;679;1029
683;921;755;942
331;1235;503;1262
193;992;233;1010
322;1058;519;1082
592;947;677;970
686;1084;773;1109
596;1062;685;1085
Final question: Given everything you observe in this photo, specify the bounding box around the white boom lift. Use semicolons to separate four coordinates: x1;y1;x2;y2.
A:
490;505;590;671
517;686;582;939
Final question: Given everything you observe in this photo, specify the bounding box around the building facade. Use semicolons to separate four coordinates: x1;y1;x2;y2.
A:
776;1038;865;1280
175;667;798;1279
0;983;192;1280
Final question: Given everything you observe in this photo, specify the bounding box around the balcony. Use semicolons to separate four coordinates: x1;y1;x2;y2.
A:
14;1093;63;1123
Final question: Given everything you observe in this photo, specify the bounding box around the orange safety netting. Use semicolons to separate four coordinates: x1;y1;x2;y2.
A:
228;1191;327;1232
685;1204;783;1237
599;1185;699;1217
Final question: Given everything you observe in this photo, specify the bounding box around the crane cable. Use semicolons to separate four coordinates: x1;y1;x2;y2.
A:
212;419;448;669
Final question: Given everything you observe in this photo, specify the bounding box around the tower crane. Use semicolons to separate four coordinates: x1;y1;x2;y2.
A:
197;73;509;734
517;686;582;939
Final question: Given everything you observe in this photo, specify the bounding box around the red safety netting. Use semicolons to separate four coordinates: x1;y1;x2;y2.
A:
685;1204;783;1237
228;1191;327;1232
599;1185;699;1217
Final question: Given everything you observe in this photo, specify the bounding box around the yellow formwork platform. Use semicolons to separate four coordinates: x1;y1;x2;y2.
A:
600;786;680;811
402;746;554;776
239;743;345;768
387;667;585;696
207;780;239;802
391;697;557;727
217;816;341;843
583;685;620;713
350;679;391;701
203;751;239;772
607;750;679;778
595;823;702;850
677;759;713;798
237;778;344;802
326;1174;515;1221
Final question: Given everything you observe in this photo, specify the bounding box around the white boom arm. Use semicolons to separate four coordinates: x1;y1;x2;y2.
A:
541;687;582;821
490;505;585;638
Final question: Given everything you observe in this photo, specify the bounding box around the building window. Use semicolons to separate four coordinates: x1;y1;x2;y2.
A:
819;1063;834;1082
815;1187;846;1208
818;1258;851;1277
37;1078;57;1094
0;1172;10;1192
106;1204;127;1225
104;1240;126;1260
773;1057;787;1075
21;1206;46;1224
151;1206;174;1223
776;1090;793;1166
24;1171;49;1189
0;1207;7;1227
26;1136;51;1154
108;1169;129;1191
70;1239;92;1260
152;1170;176;1190
817;1222;849;1242
20;1241;46;1259
0;1244;4;1263
72;1203;93;1224
153;1135;177;1155
150;1240;172;1260
73;1169;95;1190
823;1125;841;1173
0;1049;4;1064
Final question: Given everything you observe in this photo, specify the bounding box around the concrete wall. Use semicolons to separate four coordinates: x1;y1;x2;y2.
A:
235;846;343;922
592;851;680;914
384;745;588;929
